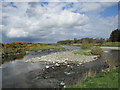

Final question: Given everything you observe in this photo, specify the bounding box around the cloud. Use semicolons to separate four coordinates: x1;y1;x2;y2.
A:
2;2;118;43
2;0;119;2
7;28;29;38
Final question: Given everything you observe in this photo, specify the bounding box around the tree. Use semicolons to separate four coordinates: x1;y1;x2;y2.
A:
74;38;77;43
109;29;120;42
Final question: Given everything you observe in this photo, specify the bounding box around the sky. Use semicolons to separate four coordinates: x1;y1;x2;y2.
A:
1;1;119;43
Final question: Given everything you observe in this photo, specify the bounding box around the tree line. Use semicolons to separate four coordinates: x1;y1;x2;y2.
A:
57;29;120;45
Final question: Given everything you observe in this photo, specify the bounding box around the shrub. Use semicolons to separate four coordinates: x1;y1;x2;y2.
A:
91;47;103;55
81;42;93;49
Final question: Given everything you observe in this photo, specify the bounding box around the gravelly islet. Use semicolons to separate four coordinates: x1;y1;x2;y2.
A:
25;50;99;65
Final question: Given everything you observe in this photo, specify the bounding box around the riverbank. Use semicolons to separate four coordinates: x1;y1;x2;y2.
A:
100;46;120;50
66;65;119;88
1;43;64;64
71;42;120;47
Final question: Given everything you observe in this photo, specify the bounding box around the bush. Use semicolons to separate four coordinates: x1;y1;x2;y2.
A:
81;42;93;49
91;47;103;55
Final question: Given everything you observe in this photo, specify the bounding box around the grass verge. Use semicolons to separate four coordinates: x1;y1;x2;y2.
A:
66;66;119;88
73;46;103;56
74;50;92;56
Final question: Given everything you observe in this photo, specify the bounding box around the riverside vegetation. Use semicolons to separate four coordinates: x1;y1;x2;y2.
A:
0;42;64;64
73;41;104;56
65;49;119;88
57;29;120;47
66;65;119;88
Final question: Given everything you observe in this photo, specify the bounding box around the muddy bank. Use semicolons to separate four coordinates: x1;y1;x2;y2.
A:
25;59;109;88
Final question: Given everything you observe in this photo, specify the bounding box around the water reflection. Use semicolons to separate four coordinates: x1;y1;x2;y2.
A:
2;54;26;64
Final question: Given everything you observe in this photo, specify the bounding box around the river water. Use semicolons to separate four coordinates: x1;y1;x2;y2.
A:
0;46;119;88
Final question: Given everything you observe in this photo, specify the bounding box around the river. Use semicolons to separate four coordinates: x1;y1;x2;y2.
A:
0;46;119;88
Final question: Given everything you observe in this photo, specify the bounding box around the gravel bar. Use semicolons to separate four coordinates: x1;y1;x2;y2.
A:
25;50;99;65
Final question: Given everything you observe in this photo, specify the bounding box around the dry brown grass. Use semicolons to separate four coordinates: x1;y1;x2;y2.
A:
105;59;116;71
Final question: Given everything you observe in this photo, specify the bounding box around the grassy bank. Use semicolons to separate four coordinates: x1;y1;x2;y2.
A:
66;66;119;88
1;43;64;63
73;46;103;56
71;42;120;47
25;44;64;52
74;50;92;56
102;42;120;47
1;43;64;55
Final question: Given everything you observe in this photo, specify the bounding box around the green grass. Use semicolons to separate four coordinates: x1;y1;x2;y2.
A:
71;42;120;47
2;44;64;64
73;50;92;56
66;66;119;88
102;42;120;47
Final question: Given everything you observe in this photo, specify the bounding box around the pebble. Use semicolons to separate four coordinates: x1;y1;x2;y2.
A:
64;62;67;64
70;66;73;68
60;81;65;86
52;67;54;69
25;50;99;66
45;66;49;69
67;65;70;67
55;63;60;66
64;72;71;75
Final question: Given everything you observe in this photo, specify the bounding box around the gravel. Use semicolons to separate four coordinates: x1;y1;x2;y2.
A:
25;50;99;65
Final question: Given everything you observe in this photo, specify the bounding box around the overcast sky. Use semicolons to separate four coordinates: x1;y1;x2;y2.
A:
1;1;119;43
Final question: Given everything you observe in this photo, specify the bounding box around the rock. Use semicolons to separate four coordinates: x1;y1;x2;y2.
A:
25;61;28;63
52;61;55;64
70;66;73;68
64;72;71;75
55;63;60;66
52;67;54;69
94;56;98;59
26;51;29;54
45;66;49;69
65;58;68;60
67;65;70;67
60;81;65;86
63;85;66;88
64;72;75;75
64;62;67;64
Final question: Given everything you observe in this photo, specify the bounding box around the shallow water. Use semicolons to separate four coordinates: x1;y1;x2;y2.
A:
1;46;120;88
